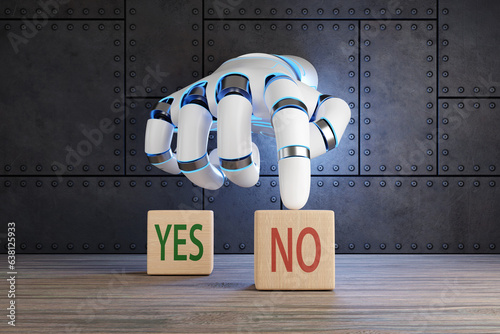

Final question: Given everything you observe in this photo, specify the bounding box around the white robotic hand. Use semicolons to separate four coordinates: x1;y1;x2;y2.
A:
145;53;351;210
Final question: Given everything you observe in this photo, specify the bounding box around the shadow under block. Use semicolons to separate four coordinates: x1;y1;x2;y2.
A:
147;210;214;275
254;210;335;290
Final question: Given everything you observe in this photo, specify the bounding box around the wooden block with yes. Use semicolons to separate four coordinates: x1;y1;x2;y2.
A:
254;210;335;290
147;210;213;275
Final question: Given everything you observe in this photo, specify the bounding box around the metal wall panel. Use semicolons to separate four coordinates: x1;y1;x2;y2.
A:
205;20;359;175
0;177;201;253
205;177;280;253
0;0;124;19
360;21;437;175
204;0;436;19
126;0;202;97
1;0;499;254
304;176;500;254
0;20;124;176
439;0;500;97
439;99;500;175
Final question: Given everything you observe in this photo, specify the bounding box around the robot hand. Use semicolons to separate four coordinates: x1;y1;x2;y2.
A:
145;53;351;210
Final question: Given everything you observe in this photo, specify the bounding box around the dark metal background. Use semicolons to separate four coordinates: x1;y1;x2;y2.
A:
0;0;498;254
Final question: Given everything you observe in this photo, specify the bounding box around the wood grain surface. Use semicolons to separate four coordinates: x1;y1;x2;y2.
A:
3;254;500;333
255;210;335;290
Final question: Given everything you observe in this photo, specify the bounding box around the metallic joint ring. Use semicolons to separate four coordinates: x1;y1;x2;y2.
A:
315;118;337;151
148;150;173;165
278;146;310;160
217;74;252;102
271;98;308;126
178;154;209;172
220;154;253;171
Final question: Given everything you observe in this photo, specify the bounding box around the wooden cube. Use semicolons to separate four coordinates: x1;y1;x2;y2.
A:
147;210;213;275
254;210;335;290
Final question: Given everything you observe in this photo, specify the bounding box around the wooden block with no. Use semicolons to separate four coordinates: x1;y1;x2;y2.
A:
147;210;213;275
254;210;335;290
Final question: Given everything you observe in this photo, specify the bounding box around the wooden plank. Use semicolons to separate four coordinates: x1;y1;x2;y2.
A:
254;210;335;290
147;210;213;275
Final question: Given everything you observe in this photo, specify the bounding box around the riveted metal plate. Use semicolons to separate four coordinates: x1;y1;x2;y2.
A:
439;99;500;175
205;20;359;175
126;0;202;97
0;177;202;253
360;21;437;175
204;0;436;19
0;0;124;19
303;176;500;254
205;176;280;253
439;0;500;97
0;21;124;176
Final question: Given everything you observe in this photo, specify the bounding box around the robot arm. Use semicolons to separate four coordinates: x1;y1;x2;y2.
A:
145;53;350;209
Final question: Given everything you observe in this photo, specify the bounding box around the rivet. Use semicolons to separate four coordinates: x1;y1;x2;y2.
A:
114;243;121;250
335;243;339;249
411;181;417;187
348;243;355;250
333;24;340;31
473;102;480;109
490;87;496;93
380;165;386;171
67;180;74;187
395;24;402;31
364;149;371;156
20;180;27;187
364;118;371;124
208;40;214;46
318;180;325;187
395;243;402;250
270;165;277;171
145;180;152;187
442;55;449;62
348;149;355;156
490;244;496;250
98;243;105;250
302;8;308;15
271;180;277;187
380;180;386;187
161;181;168;187
473;243;480;250
254;24;261;30
473;165;480;171
458;243;464;250
99;181;105;187
364;181;370;187
427;134;433;140
427;181;433;187
380;8;386;15
380;243;386;250
411;243;418;250
349;40;355;46
364;71;371;78
426;150;433;156
458;102;464;108
223;8;230;15
395;181;402;187
380;24;386;30
333;165;340;171
395;8;402;15
349;102;355;109
442;149;449;156
98;165;105;171
223;24;230;30
473;181;480;187
490;181;496;187
426;71;433;77
192;24;199;31
270;8;277;15
364;133;371;140
490;103;496;109
364;24;370;31
208;196;215;203
348;165;355;171
270;196;277;203
129;165;136;172
348;55;355;62
442;8;449;15
255;181;261;187
129;40;135;46
442;181;449;187
427;8;433;15
364;102;371;109
442;71;449;77
489;165;496;171
301;24;308;31
427;40;433;46
349;87;355;93
443;87;449;93
364;87;371;93
36;243;43;250
82;180;89;187
395;165;402;171
286;8;293;15
411;8;417;15
442;24;449;30
427;102;433;109
82;243;90;250
223;243;230;250
270;24;277;30
52;181;58;187
442;165;449;171
364;40;370;46
83;8;89;15
348;8;355;15
411;24;418;30
129;181;136;187
427;243;433;250
441;243;449;250
4;181;11;187
333;180;340;187
364;8;370;15
36;180;43;187
317;165;324;171
442;118;448;124
427;24;433;30
67;243;74;250
207;8;215;15
364;243;371;250
458;181;464;187
348;181;355;187
114;181;121;187
130;243;137;250
239;243;246;250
